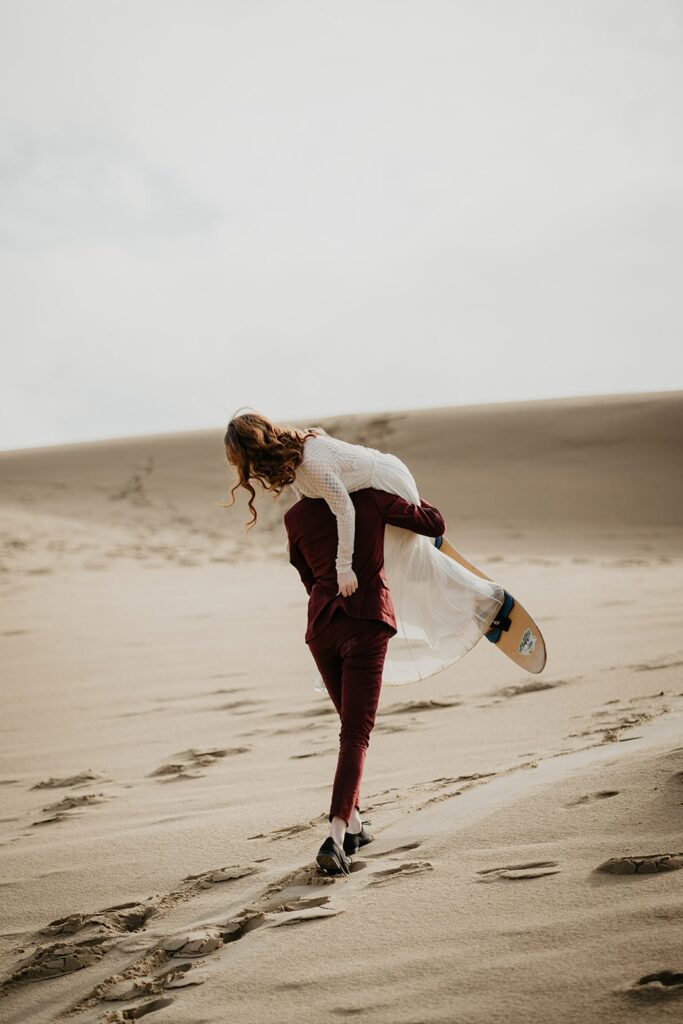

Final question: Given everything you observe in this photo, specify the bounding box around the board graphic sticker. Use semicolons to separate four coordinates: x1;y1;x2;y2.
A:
518;628;536;656
436;537;547;674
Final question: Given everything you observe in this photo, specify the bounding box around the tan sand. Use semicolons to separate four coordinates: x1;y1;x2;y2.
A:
0;390;682;1023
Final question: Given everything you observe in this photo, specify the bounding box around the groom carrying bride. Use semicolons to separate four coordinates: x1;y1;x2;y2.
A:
284;486;446;876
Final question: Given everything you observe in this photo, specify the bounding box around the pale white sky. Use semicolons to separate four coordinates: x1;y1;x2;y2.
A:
1;0;681;450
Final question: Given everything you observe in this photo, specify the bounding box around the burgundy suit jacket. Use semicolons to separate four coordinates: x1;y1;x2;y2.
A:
284;487;446;644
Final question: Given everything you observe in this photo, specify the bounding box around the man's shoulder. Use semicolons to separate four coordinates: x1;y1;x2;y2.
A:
353;487;396;508
351;487;378;502
284;495;323;526
284;500;303;525
350;488;390;517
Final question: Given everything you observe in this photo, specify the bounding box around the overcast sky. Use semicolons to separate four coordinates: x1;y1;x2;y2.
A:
1;0;681;451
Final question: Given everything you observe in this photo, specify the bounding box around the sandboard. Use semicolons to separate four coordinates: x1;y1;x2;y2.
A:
437;536;547;674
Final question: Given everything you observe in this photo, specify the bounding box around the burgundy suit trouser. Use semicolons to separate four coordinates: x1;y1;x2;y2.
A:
307;607;393;827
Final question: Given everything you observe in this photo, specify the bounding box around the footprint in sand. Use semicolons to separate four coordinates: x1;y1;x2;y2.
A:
269;905;341;926
633;658;683;673
378;698;462;716
568;708;658;743
182;864;259;886
32;792;108;826
628;969;683;999
289;748;337;759
408;771;497;811
364;841;422;859
1;936;110;990
102;994;176;1018
248;813;327;841
361;789;404;812
495;680;564;698
378;722;419;734
99;964;204;1004
477;861;561;882
249;885;341;926
427;772;496;789
32;811;82;826
162;929;224;957
268;863;337;890
41;901;158;939
151;747;249;779
267;721;331;737
366;861;434;887
566;790;620;806
596;853;683;875
31;770;108;790
216;698;264;712
283;703;339;719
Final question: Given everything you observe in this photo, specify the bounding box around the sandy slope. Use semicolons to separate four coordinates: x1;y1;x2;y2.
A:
0;391;682;1024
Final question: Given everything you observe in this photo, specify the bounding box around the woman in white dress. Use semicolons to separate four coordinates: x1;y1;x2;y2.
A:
224;411;504;694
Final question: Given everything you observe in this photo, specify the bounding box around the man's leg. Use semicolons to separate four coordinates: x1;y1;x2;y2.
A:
328;620;391;833
308;612;365;835
307;617;357;837
308;609;347;719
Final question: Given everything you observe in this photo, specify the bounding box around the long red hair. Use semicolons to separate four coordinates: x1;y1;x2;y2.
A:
223;410;318;529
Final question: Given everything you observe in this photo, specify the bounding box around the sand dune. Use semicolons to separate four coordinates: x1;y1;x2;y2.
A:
1;390;681;576
1;391;682;1024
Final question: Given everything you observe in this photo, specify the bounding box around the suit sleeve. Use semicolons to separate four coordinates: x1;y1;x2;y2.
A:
288;538;316;595
372;490;446;538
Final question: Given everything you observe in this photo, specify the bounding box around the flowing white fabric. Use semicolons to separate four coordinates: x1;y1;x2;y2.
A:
290;433;504;694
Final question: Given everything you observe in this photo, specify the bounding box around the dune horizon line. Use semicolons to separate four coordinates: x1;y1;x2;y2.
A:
2;387;682;455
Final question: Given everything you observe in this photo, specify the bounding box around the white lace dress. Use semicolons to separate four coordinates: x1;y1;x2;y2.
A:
290;432;504;695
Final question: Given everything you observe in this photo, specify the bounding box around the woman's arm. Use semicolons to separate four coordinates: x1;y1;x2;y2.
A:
306;460;358;595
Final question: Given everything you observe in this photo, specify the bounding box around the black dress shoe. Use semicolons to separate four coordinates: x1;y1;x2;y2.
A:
316;836;352;876
343;821;374;857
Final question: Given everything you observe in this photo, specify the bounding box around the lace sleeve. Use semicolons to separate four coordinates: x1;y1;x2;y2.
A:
306;460;355;573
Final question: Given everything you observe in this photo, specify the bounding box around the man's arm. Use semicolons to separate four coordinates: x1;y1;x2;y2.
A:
288;538;316;595
371;490;446;538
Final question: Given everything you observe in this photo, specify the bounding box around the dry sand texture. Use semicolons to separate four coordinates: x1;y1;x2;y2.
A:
1;391;682;1024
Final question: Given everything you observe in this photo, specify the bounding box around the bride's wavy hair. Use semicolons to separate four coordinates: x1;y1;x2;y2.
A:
223;409;318;530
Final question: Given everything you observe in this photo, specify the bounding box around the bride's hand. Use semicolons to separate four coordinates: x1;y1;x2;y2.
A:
337;568;358;597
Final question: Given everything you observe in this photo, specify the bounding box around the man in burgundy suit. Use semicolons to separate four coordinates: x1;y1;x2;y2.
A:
284;487;446;875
